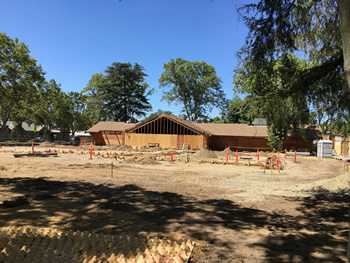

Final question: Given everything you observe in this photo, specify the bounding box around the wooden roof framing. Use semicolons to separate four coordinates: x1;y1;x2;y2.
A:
125;114;209;136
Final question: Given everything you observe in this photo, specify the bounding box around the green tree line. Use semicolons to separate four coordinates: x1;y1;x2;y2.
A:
1;25;349;146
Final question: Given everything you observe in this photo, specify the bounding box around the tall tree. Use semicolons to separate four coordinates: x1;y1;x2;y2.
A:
33;79;64;139
234;54;310;149
86;63;152;122
0;33;45;139
159;58;226;121
238;0;350;103
82;73;106;124
63;92;91;136
105;63;152;121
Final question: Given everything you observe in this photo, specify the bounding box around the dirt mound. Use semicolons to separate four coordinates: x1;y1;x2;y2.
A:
123;156;159;165
301;172;350;192
193;148;217;158
216;148;234;157
0;165;6;171
139;156;159;165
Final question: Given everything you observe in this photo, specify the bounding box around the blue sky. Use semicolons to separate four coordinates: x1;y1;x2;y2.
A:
1;0;250;118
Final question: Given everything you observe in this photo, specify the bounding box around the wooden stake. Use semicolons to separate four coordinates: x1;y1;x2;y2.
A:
257;149;259;162
31;140;34;153
236;150;238;164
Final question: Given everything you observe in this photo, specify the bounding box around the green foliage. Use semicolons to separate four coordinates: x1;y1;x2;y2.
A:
84;63;152;122
238;0;350;115
82;73;105;125
208;116;224;123
331;118;350;136
159;58;226;121
307;64;349;134
0;33;45;138
32;79;65;138
238;0;342;65
145;109;173;121
226;96;258;124
61;92;91;135
234;54;310;149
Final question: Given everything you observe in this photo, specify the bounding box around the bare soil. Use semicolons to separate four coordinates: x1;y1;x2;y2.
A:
0;146;349;262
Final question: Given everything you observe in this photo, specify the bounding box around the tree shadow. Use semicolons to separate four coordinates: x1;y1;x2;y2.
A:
252;187;349;262
0;177;348;262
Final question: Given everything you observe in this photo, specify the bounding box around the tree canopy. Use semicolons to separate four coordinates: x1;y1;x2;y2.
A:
238;0;350;108
234;54;311;148
159;58;226;121
84;63;153;122
226;96;257;124
145;109;174;121
0;33;45;139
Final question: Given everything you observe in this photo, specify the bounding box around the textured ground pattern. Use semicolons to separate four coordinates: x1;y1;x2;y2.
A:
0;227;194;263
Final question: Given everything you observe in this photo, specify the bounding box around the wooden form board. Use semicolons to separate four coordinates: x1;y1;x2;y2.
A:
125;133;204;149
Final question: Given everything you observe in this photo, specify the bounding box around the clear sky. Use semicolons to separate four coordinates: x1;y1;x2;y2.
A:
1;0;250;118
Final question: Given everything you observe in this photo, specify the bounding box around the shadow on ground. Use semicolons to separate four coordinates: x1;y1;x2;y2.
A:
0;177;348;262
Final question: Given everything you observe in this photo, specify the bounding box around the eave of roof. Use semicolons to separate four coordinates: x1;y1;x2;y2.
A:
87;121;136;133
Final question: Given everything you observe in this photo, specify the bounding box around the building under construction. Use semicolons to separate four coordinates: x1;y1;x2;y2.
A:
87;114;322;151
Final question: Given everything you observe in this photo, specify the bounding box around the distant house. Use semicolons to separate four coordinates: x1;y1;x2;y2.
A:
87;114;322;151
0;121;42;141
0;121;82;142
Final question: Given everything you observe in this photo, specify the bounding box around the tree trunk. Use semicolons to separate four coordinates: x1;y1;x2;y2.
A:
338;0;350;91
0;114;10;141
0;122;9;141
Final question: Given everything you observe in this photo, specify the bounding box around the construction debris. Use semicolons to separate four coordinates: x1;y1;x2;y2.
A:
0;227;195;263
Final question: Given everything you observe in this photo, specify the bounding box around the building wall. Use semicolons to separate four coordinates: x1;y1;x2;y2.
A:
125;133;204;149
282;138;313;152
92;132;123;146
236;137;270;150
208;136;270;151
92;132;105;145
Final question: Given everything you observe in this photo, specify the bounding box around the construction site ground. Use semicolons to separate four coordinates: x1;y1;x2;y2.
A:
0;146;349;262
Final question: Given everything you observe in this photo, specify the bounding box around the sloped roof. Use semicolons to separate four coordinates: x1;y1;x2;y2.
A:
194;123;268;137
87;122;136;133
125;114;208;135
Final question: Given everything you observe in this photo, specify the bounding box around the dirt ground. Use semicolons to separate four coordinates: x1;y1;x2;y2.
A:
0;146;349;262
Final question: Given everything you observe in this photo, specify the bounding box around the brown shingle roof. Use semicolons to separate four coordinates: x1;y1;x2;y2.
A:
194;123;269;137
87;121;136;133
